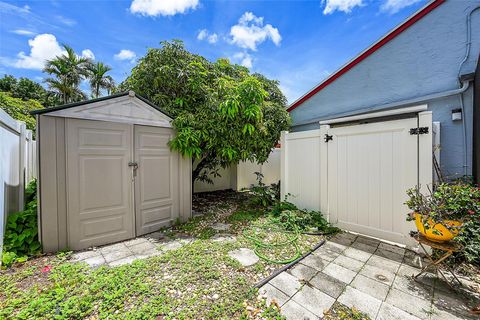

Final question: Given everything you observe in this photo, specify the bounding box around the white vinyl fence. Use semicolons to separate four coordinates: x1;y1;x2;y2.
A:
0;109;36;260
194;148;281;193
281;112;433;246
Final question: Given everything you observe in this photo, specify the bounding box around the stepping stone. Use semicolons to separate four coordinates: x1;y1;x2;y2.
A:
288;263;318;281
377;302;422;320
83;255;106;267
338;286;382;319
351;274;390;301
269;271;302;296
323;262;357;284
108;255;137;267
259;283;290;307
228;248;259;267
291;284;335;317
310;272;346;299
71;250;100;261
281;299;317;320
212;223;231;231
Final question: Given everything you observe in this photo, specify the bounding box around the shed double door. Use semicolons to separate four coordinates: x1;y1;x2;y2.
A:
324;114;432;245
66;119;178;250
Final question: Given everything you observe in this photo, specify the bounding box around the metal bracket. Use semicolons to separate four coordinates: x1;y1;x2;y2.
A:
410;127;429;135
324;134;333;142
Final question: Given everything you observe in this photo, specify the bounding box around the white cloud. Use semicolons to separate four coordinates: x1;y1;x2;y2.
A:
197;29;218;44
230;12;281;51
56;15;76;26
0;2;30;14
81;49;95;60
12;33;65;69
197;29;208;40
381;0;421;14
11;29;36;36
322;0;364;14
233;52;253;68
114;49;136;62
130;0;199;17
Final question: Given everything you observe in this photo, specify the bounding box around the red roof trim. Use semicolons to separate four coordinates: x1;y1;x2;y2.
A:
287;0;445;112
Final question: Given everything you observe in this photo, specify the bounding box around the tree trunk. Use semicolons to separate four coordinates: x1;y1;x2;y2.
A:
192;156;210;183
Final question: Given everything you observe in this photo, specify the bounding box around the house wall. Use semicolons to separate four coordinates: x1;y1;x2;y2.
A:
290;0;480;179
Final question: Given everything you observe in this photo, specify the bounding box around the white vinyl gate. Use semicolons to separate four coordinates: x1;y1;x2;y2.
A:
281;111;432;246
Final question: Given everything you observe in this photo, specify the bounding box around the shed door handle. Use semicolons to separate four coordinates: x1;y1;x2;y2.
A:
128;162;138;169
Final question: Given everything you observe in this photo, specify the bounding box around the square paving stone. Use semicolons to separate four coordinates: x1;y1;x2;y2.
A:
129;241;157;254
291;284;335;317
355;235;381;247
323;241;347;253
351;241;378;254
375;248;404;263
432;288;478;319
403;250;428;269
99;242;129;254
108;255;137;267
378;242;406;256
351;274;390;301
123;237;149;247
329;232;357;246
103;249;133;263
343;247;372;262
83;255;106;267
392;273;433;301
310;272;346;299
377;302;423;320
366;255;401;273
288;263;318;281
302;253;330;270
337;286;382;319
269;271;302;296
430;306;476;320
323;263;357;284
135;249;163;259
385;288;432;319
259;283;290;307
281;299;318;320
332;254;365;272
359;264;396;286
312;247;341;262
71;250;100;261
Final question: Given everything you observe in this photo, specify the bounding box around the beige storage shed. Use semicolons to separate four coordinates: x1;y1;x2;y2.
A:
32;91;192;252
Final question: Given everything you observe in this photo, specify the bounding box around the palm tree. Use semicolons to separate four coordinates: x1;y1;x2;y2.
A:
87;62;115;98
43;45;90;104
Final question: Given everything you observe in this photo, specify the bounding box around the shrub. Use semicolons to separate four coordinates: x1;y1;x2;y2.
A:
248;172;280;207
2;180;41;267
0;92;44;135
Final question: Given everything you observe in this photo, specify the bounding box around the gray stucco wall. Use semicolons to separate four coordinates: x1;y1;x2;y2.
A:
290;0;480;178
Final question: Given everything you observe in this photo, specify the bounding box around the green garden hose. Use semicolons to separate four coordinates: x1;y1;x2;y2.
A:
243;222;302;264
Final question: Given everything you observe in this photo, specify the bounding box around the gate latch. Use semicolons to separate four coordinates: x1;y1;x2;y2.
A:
128;162;138;169
324;134;333;142
409;127;429;135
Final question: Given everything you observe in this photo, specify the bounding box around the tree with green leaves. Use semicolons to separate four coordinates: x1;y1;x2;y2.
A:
120;40;290;183
43;45;91;104
0;75;59;107
87;62;115;98
0;92;43;134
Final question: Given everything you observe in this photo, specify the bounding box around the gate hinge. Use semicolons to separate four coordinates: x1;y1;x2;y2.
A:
324;134;333;142
409;127;429;135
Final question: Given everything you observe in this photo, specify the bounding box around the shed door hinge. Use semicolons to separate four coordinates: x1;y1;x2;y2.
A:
409;127;429;135
324;134;333;142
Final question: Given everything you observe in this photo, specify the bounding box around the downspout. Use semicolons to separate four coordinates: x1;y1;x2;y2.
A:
457;5;480;177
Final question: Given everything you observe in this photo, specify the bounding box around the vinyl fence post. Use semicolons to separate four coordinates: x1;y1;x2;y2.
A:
319;124;330;221
418;111;433;193
280;131;288;201
18;121;27;211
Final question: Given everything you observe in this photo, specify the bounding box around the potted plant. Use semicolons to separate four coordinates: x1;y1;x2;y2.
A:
405;183;480;242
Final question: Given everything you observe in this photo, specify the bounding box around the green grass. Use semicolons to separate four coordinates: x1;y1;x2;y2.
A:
0;191;328;319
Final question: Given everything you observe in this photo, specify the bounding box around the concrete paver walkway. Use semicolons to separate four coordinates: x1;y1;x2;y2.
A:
71;232;194;267
260;232;480;320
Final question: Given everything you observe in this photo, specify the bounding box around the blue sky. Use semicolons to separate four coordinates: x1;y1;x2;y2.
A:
0;0;427;103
